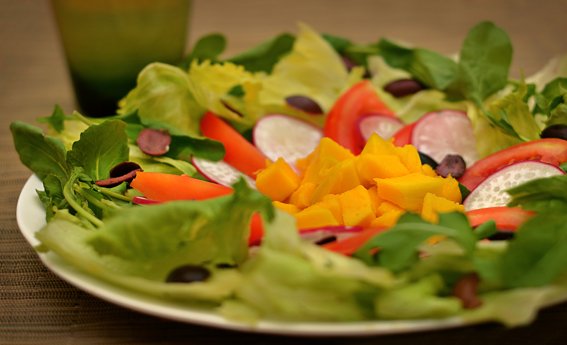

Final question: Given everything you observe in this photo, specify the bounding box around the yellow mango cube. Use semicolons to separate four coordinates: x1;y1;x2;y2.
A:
361;133;397;156
273;201;300;215
295;204;340;229
311;158;361;203
421;164;438;177
375;173;446;212
356;153;410;186
367;186;382;215
300;138;354;185
371;209;404;228
320;195;343;224
421;192;465;223
376;201;403;216
256;158;300;202
395;145;422;173
289;182;316;209
439;176;462;203
338;185;375;227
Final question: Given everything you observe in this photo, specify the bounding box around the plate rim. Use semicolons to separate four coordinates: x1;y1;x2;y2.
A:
16;174;476;337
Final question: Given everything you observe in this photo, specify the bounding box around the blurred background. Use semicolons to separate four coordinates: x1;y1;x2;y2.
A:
2;0;567;124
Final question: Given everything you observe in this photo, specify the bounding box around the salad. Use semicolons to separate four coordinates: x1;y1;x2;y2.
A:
10;21;567;328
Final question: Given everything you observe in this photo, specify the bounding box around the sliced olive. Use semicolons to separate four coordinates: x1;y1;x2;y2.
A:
166;265;211;283
95;161;142;187
285;95;324;115
541;124;567;140
384;79;425;98
137;128;171;156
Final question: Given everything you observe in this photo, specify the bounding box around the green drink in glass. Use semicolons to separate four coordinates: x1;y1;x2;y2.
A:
51;0;191;116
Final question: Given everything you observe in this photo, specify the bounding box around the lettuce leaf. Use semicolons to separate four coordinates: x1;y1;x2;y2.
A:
118;63;205;136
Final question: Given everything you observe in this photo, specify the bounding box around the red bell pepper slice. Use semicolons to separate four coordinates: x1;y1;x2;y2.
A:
200;111;267;177
466;206;535;231
322;227;387;256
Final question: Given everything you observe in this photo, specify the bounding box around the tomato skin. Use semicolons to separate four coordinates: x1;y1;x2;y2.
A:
392;122;416;147
324;81;395;154
459;138;567;190
322;227;387;256
466;207;535;231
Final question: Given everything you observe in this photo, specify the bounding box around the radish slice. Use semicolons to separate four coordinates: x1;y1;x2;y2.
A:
253;114;322;165
358;114;404;141
411;110;478;166
192;157;256;189
132;196;160;205
463;161;564;211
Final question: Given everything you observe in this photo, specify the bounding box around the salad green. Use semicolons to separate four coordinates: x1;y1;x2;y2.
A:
10;21;567;329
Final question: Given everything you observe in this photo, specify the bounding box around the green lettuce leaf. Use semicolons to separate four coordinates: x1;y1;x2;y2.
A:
228;33;295;73
118;63;205;135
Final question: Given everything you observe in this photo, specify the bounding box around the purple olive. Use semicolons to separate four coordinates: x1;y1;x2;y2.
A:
95;161;142;188
435;154;467;179
137;128;171;156
384;79;425;98
285;95;324;115
541;124;567;140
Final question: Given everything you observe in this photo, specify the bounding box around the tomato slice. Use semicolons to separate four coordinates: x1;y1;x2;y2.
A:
322;227;387;256
392;122;416;147
324;81;395;154
466;207;535;231
459;138;567;190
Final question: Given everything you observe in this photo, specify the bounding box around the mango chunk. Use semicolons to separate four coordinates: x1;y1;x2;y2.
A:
299;138;354;185
338;185;375;227
320;195;343;224
376;201;403;216
371;209;404;228
295;204;340;229
361;133;397;156
311;158;361;203
421;192;465;223
375;173;446;212
273;201;300;215
356;153;410;186
289;182;316;209
421;164;438;177
367;186;382;215
439;176;462;203
256;158;300;202
395;145;422;173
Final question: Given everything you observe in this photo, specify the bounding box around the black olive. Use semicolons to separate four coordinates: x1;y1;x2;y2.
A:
216;263;237;269
541;124;567;140
418;151;438;169
166;264;211;283
110;161;142;178
137;128;171;156
95;161;142;188
384;79;425;98
435;154;467;179
314;235;337;246
488;231;515;241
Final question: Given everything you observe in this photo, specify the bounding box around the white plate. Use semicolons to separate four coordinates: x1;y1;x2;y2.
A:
16;174;472;336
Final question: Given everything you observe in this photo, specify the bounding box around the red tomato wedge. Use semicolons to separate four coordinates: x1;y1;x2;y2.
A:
322;227;387;256
324;81;395;154
200;112;267;177
392;122;416;147
466;207;535;231
130;171;263;245
459;138;567;190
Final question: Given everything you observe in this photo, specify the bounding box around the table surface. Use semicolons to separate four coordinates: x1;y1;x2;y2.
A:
2;1;567;344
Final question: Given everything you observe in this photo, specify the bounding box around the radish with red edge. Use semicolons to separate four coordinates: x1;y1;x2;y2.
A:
192;157;256;189
358;114;404;141
411;110;478;166
463;161;564;211
253;114;322;166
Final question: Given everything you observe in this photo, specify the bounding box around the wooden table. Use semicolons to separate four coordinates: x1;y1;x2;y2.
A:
1;1;566;344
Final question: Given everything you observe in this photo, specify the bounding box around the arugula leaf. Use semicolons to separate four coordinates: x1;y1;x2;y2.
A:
66;120;129;181
535;77;567;114
507;174;567;213
167;134;225;162
37;104;67;133
448;21;512;104
354;212;476;272
10;121;70;184
500;212;567;287
378;39;458;90
228;33;295;73
179;33;227;70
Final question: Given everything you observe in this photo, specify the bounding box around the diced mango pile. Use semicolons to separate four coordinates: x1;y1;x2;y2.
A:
255;134;464;229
